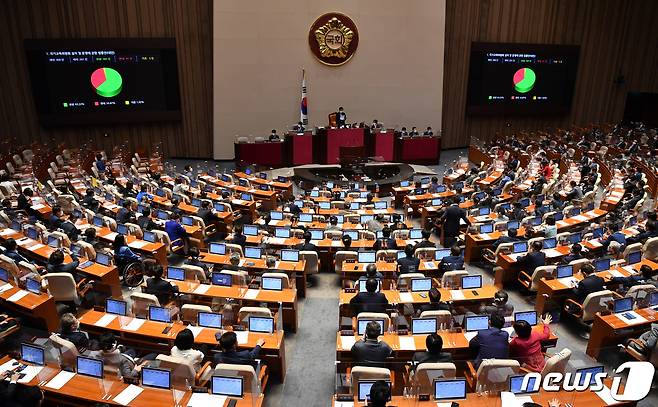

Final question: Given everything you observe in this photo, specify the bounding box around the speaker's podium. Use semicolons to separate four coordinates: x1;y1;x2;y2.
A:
339;145;367;170
315;116;366;164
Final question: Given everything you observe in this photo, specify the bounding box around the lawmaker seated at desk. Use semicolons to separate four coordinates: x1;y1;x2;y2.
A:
350;320;392;367
478;290;514;318
292;121;305;133
423;126;433;136
296;231;318;252
268;129;280;142
570;263;605;304
145;263;180;305
171;328;205;372
561;243;584;264
509;314;553;372
438;245;464;273
469;313;509;368
59;312;90;353
89;332;148;378
47;248;79;278
412;332;452;365
609;264;658;290
397;244;420;274
415;287;450;316
350;278;389;314
516;240;546;275
214;331;265;367
354;264;383;287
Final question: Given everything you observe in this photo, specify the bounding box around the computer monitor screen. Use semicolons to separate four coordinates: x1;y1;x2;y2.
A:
409;229;423;239
319;201;330;210
396;251;405;260
542;237;557;249
116;223;129;235
591;227;604;239
461;275;482;289
512;241;528;253
613;298;633;314
411;278;432;292
106;298;127;316
244;247;262;259
435;249;451;261
96;252;111;266
357;380;391;402
47;235;60;248
465;315;489;332
479;207;491;216
93;216;105;226
259;172;267;180
400;180;410;187
570;208;581;216
181;216;194;226
278;176;287;183
357;319;384;336
360;215;374;224
359;191;369;199
211;375;244;398
594;258;611;272
554;212;564;221
10;220;22;231
358;252;376;263
240;193;252;201
166;266;185;281
519;198;530;207
454;182;464;190
209;242;226;255
556;265;573;279
211;272;232;287
335;215;344;224
415;188;424;195
374;201;387;210
191;198;202;207
26;227;39;240
248;316;274;333
567;233;582;244
214;202;226;212
142;367;171;389
243;225;258;236
357;279;381;293
431;198;443;206
0;267;8;283
156;210;169;220
21;343;45;366
499;203;511;211
310;229;323;240
198;312;223;329
531;216;543;226
275;228;290;238
479;223;494;234
350;202;360;210
649;291;658;307
507;220;520;230
576;366;605;386
221;175;230;182
627;251;642;265
343;230;359;241
143;231;156;243
148;306;171;323
70;244;84;257
299;213;313;223
326;182;334;189
411;318;437;335
26;277;41;294
77;356;103;378
269;211;283;220
434;379;467;400
281;249;299;262
509;375;540;394
261;277;283;291
294;200;304;208
514;311;538;326
310;189;319;197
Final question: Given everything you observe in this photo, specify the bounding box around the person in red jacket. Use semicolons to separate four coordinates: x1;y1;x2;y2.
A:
509;314;552;372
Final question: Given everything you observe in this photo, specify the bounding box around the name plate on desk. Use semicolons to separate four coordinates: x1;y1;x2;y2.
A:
7;290;29;303
113;384;144;406
123;318;145;331
94;314;116;327
615;311;648;325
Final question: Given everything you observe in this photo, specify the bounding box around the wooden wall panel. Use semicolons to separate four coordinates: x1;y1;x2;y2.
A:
0;0;213;158
441;0;658;149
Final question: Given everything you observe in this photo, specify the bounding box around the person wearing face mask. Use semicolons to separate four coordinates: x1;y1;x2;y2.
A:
336;106;347;127
89;333;150;378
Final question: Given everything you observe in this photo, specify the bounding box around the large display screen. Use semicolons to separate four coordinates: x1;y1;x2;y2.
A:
24;38;181;125
466;42;580;115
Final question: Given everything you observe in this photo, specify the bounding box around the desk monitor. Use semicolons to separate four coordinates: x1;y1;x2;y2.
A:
411;278;432;292
400;180;410;187
479;223;494;234
259;172;267;180
530;216;543;226
248;316;274;333
350;202;360;210
473;192;485;201
77;356;103;379
570;207;581;216
148;305;171;323
374;201;388;210
431;198;443;207
142;367;171;390
567;232;582;244
514;311;538;326
461;275;482;289
409;229;423;239
166;266;185;281
198;312;223;329
319;201;331;210
512;241;528;253
649;291;658;307
576;365;605;386
420;176;430;185
26;227;39;241
47;235;60;248
156;210;169;220
454;182;464;190
70;243;84;258
181;216;194;226
556;265;574;279
437;185;447;193
270;211;283;220
478;207;491;216
26;277;41;295
299;213;313;223
542;237;557;249
243;225;258;236
434;378;467;401
11;220;22;231
499;203;511;211
465;315;489;332
277;176;287;183
106;298;127;316
358;251;376;264
594;258;611;272
509;374;540;394
0;267;8;283
411;318;437;335
214;202;226;212
335;215;344;224
93;216;105;227
613;298;633;314
360;215;374;224
274;228;291;238
209;242;226;255
553;212;564;221
359;191;369;199
96;252;111;267
519;198;530;207
357;319;385;336
221;174;231;182
507;220;520;230
310;189;320;198
244;247;262;259
117;223;130;235
591;227;604;239
343;230;359;241
281;249;299;262
21;343;45;366
262;276;283;291
155;188;166;197
191;198;202;207
310;229;324;240
627;251;642;265
396;251;405;260
357;279;381;293
212;375;244;398
294;200;305;208
211;272;233;287
376;231;384;239
357;380;391;402
326;181;334;189
143;231;156;243
435;249;451;261
240;193;252;201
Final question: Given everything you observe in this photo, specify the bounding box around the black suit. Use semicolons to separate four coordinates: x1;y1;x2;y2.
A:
351;339;392;366
442;205;469;245
214;346;262;367
418;301;450;314
397;255;420;274
517;251;546;273
573;275;605;303
296;242;318;252
145;277;179;305
137;215;159;232
232;233;247;247
373;237;396;251
492;236;519;250
561;253;584;264
197;208;215;226
412;351;452;365
349;291;389;314
116;208;135;224
415;239;435;250
336;111;347;127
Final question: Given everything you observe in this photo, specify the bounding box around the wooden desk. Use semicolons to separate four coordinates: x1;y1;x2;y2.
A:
587;306;658;359
464;227;528;264
0;282;58;332
79;310;287;381
93;226;167;265
496;245;571;287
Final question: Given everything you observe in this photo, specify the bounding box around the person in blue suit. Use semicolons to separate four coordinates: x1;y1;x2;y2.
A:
468;313;509;368
214;331;265;367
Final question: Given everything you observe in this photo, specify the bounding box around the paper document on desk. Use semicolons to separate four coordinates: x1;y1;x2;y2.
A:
123;318;145;331
557;276;579;287
572;215;589;222
588;239;602;248
464;332;477;342
31;203;45;210
105;232;118;240
399;292;414;303
500;391;527;407
193;284;211;294
94;314;116;327
187;325;204;338
0;359;17;375
331;240;343;247
7;290;29;303
423;261;435;269
595;385;618;405
0;283;13;294
235;330;249;345
507;253;523;261
29;243;45;251
608;269;624;278
130;240;148;249
0;229;15;236
268;237;285;245
335;402;354;407
449;290;465;300
622;265;638;274
616;311;648;325
45;370;75;389
340;335;356;350
398;336;416;350
17;365;43;384
113;384;144;405
243;289;260;300
187;393;227;406
479;233;493;240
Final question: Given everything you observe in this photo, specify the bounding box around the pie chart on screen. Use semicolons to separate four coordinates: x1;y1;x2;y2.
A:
513;67;536;93
90;67;123;97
